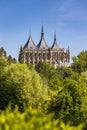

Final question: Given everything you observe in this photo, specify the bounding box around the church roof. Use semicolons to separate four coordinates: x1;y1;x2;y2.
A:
37;26;49;50
24;35;37;50
51;33;59;50
37;38;49;50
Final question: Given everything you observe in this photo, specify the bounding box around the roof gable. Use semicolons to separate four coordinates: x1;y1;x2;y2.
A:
24;35;37;50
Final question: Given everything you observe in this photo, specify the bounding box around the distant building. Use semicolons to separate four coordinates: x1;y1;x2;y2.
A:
19;26;70;67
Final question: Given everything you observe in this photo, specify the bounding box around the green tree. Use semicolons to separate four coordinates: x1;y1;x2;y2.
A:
48;76;87;126
0;47;17;65
81;71;87;83
7;55;17;64
0;57;8;67
57;67;74;80
48;67;62;90
0;63;48;111
35;61;50;79
72;51;87;73
35;62;62;91
0;106;83;130
0;47;7;58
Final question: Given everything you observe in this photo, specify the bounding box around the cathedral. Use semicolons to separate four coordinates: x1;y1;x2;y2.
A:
19;26;70;67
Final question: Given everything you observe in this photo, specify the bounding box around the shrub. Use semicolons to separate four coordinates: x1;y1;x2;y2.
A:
0;63;48;110
0;106;83;130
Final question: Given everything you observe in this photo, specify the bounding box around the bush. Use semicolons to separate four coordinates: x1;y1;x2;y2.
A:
47;77;87;126
0;63;48;110
0;106;83;130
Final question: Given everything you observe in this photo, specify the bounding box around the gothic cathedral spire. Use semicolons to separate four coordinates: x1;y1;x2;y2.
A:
51;32;59;50
54;32;56;42
41;25;44;39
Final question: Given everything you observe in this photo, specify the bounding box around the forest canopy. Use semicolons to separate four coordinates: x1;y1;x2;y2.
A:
0;47;87;130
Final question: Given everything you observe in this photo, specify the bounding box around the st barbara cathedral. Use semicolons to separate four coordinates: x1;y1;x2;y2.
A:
19;26;70;67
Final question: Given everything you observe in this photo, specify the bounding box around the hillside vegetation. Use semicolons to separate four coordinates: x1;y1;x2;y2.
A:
0;47;87;130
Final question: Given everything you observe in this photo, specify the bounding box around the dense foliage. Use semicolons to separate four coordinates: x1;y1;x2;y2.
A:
0;106;83;130
71;50;87;73
0;47;17;64
0;48;87;129
0;63;48;110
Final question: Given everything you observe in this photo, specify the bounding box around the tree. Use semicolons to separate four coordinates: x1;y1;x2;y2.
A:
48;76;87;126
57;67;74;80
48;67;62;90
7;55;17;64
0;57;8;75
0;106;83;130
81;71;87;83
0;47;17;65
0;47;7;58
35;62;62;91
0;63;48;111
35;61;50;78
71;51;87;73
0;57;8;67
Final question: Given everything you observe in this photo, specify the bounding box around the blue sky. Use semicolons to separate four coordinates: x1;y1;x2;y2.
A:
0;0;87;62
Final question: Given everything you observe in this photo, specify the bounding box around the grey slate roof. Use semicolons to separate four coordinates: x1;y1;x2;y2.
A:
51;33;59;50
37;38;49;50
23;27;59;51
24;35;37;50
37;26;49;50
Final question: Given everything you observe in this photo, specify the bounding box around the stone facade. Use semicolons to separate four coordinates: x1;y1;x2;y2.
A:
19;26;70;67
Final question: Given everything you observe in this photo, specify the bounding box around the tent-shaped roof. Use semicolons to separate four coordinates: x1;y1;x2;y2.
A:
24;35;37;50
37;26;49;50
51;33;59;50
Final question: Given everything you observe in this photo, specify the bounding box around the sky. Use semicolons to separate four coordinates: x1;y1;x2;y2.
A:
0;0;87;62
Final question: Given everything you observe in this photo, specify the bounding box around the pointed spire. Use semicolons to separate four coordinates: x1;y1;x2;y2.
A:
51;33;59;50
37;26;49;50
54;32;56;42
67;46;70;63
68;46;70;54
30;29;31;37
41;25;44;39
